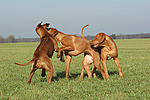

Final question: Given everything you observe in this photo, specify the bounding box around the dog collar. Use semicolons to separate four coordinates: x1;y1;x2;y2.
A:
54;32;58;37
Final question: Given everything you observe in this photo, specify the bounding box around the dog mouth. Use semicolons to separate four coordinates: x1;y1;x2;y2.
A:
93;44;99;48
46;27;50;31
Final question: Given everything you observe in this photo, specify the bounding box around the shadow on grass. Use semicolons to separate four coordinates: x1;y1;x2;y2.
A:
40;70;119;82
94;70;119;79
52;71;81;81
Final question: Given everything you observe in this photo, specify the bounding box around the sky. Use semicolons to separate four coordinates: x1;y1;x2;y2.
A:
0;0;150;38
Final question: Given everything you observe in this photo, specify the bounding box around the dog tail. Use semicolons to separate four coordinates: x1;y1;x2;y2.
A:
81;24;89;40
14;59;35;66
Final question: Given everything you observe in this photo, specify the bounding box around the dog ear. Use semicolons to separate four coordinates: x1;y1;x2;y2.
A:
36;21;43;31
97;33;105;43
54;29;58;37
37;21;43;27
45;23;50;27
39;21;43;25
40;21;43;24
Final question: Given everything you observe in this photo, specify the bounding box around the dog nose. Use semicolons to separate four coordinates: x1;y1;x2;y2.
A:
89;41;92;44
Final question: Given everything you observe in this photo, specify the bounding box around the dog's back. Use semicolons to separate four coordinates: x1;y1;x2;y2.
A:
34;35;55;58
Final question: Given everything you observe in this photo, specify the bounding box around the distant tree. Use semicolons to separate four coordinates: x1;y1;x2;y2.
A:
86;35;95;40
110;34;116;39
0;35;5;43
6;35;15;43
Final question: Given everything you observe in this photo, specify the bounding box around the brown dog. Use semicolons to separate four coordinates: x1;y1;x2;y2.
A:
36;22;65;77
81;25;124;80
14;22;59;84
36;21;58;51
47;27;106;80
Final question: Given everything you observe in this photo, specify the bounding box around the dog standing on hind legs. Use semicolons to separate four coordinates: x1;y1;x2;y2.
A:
35;22;65;77
15;22;60;84
81;25;124;80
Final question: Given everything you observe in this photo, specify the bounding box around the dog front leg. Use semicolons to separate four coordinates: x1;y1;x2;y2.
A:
60;51;65;62
91;66;97;78
80;68;85;80
65;55;72;79
50;37;59;52
57;46;74;58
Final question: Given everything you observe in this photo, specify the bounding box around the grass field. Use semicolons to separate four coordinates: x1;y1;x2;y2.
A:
0;39;150;100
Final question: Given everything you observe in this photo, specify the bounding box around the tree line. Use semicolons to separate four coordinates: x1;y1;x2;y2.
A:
110;33;150;39
0;33;150;43
0;35;40;43
85;33;150;40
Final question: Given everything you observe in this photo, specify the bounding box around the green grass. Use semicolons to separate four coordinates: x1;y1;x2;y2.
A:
0;39;150;100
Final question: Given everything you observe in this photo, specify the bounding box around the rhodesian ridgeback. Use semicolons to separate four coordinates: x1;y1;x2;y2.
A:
36;22;65;77
81;25;124;80
47;27;106;80
14;22;59;84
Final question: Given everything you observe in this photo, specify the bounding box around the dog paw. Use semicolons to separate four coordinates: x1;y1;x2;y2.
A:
92;73;97;78
119;73;124;78
41;73;46;77
57;54;60;58
55;47;59;52
60;58;65;62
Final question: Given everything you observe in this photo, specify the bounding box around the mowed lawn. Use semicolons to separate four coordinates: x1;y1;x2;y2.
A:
0;39;150;100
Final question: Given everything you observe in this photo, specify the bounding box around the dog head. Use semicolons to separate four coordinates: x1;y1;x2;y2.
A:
36;21;50;31
90;32;106;48
36;21;43;31
42;23;50;30
36;21;51;38
48;28;58;37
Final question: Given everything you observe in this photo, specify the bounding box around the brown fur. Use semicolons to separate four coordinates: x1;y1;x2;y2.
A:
36;22;65;77
14;22;59;84
90;33;124;79
47;27;106;80
81;25;124;80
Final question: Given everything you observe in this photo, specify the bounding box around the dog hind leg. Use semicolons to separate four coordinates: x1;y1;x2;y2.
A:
28;62;37;84
113;57;124;77
81;54;93;80
43;58;53;83
41;69;46;77
101;59;110;80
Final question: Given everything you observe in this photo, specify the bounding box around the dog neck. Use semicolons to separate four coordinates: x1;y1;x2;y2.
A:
36;27;48;38
55;31;66;42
